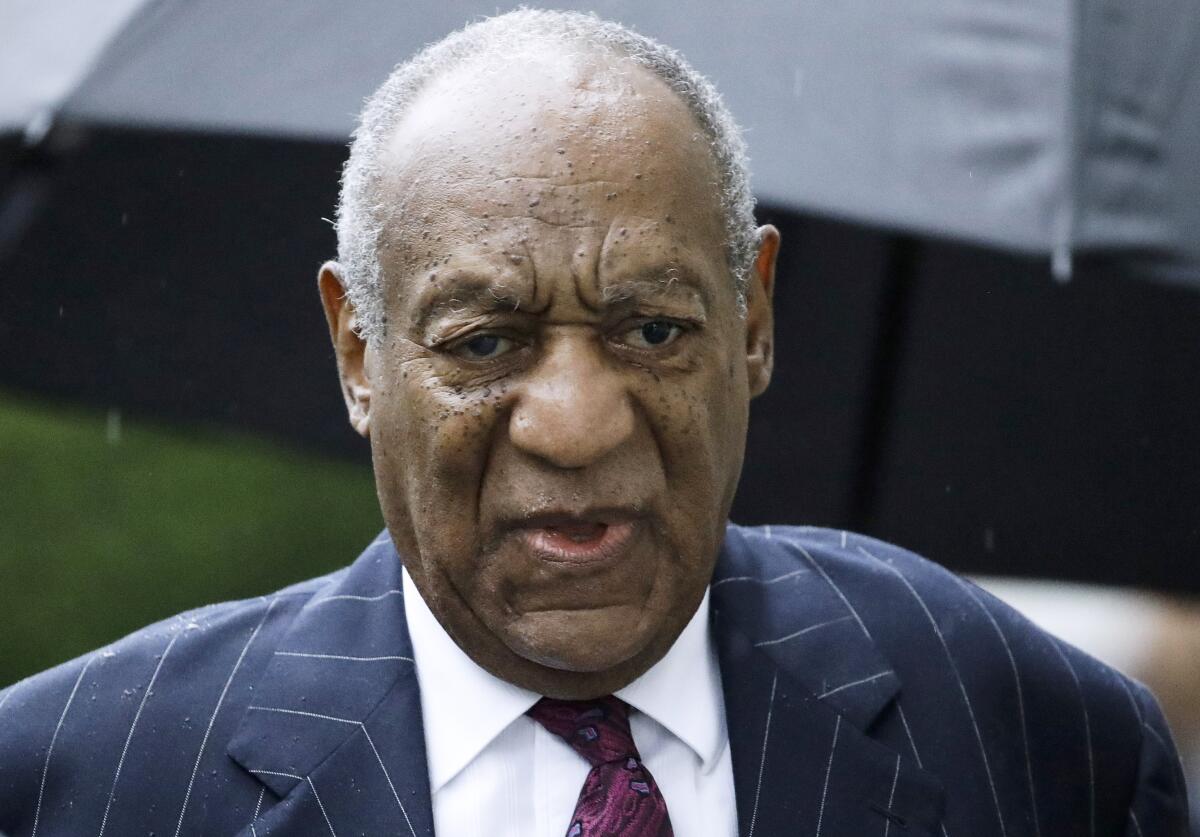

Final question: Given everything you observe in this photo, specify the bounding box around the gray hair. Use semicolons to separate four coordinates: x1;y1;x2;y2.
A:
336;8;758;342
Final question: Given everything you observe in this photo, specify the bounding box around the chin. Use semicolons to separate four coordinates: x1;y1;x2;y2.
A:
502;605;655;674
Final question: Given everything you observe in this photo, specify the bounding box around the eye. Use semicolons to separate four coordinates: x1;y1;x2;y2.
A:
622;320;684;350
452;333;516;360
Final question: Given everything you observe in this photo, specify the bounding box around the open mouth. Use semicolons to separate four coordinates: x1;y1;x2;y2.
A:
519;518;638;564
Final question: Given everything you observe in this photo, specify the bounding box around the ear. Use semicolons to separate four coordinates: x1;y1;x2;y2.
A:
318;261;372;437
745;224;779;397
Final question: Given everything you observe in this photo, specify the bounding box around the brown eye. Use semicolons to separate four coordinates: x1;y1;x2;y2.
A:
453;333;515;360
623;320;683;349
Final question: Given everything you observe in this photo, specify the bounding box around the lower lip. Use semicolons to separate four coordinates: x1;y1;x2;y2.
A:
520;521;638;565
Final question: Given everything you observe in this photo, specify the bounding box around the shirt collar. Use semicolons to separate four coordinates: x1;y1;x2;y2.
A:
403;568;541;792
403;569;724;791
615;587;725;770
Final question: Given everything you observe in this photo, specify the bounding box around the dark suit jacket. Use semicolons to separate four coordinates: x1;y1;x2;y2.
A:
0;525;1189;836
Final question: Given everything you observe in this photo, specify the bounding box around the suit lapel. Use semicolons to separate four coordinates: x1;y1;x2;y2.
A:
225;523;944;836
714;525;944;836
227;532;435;836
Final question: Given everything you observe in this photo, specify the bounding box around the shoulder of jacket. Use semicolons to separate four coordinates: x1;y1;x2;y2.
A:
3;570;335;690
0;568;348;796
730;523;1146;712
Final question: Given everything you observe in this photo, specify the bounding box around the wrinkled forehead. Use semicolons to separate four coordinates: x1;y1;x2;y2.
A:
377;49;725;231
369;49;733;321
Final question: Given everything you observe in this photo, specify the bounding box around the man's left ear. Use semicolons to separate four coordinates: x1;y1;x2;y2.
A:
745;224;780;397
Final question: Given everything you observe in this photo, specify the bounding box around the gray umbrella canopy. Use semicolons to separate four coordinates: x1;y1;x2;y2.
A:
44;0;1200;272
0;0;147;135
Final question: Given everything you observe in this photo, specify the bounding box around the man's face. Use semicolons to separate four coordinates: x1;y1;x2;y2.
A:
321;52;777;698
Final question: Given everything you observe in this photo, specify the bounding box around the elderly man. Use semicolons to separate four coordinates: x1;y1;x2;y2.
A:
0;10;1189;837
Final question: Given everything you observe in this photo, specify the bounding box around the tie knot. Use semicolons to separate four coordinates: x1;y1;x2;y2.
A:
527;695;640;767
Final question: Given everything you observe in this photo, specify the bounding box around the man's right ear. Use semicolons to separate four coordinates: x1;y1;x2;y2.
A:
318;261;372;438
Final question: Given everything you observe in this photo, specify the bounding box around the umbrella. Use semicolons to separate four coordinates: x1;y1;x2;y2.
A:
0;0;146;243
11;0;1198;268
1;0;1197;589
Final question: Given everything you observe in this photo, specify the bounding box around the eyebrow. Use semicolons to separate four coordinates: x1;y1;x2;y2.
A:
598;268;710;312
414;279;528;333
413;263;712;333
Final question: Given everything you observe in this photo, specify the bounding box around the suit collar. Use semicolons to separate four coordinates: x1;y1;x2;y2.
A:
713;524;944;836
227;531;435;835
712;524;900;730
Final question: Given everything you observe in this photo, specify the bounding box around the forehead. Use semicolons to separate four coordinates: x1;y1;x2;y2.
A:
374;51;730;307
384;49;716;185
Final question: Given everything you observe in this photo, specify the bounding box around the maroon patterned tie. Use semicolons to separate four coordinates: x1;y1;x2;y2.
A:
527;695;675;837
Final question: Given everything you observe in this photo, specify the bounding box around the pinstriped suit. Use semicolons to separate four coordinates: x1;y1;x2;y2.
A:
0;524;1189;836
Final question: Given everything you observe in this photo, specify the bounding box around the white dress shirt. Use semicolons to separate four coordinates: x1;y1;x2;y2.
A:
403;569;737;837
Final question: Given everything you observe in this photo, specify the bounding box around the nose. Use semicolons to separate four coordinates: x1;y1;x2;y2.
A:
509;332;635;469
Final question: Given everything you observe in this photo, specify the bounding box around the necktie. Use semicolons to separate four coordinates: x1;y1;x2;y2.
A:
527;695;674;837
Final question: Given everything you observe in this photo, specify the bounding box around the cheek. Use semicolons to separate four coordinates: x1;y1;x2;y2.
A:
371;362;507;537
634;348;748;551
650;351;745;470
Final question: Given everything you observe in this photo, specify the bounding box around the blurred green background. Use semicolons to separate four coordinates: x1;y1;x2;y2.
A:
0;389;381;687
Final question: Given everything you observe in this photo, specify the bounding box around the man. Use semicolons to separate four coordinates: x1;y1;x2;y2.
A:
0;9;1189;837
